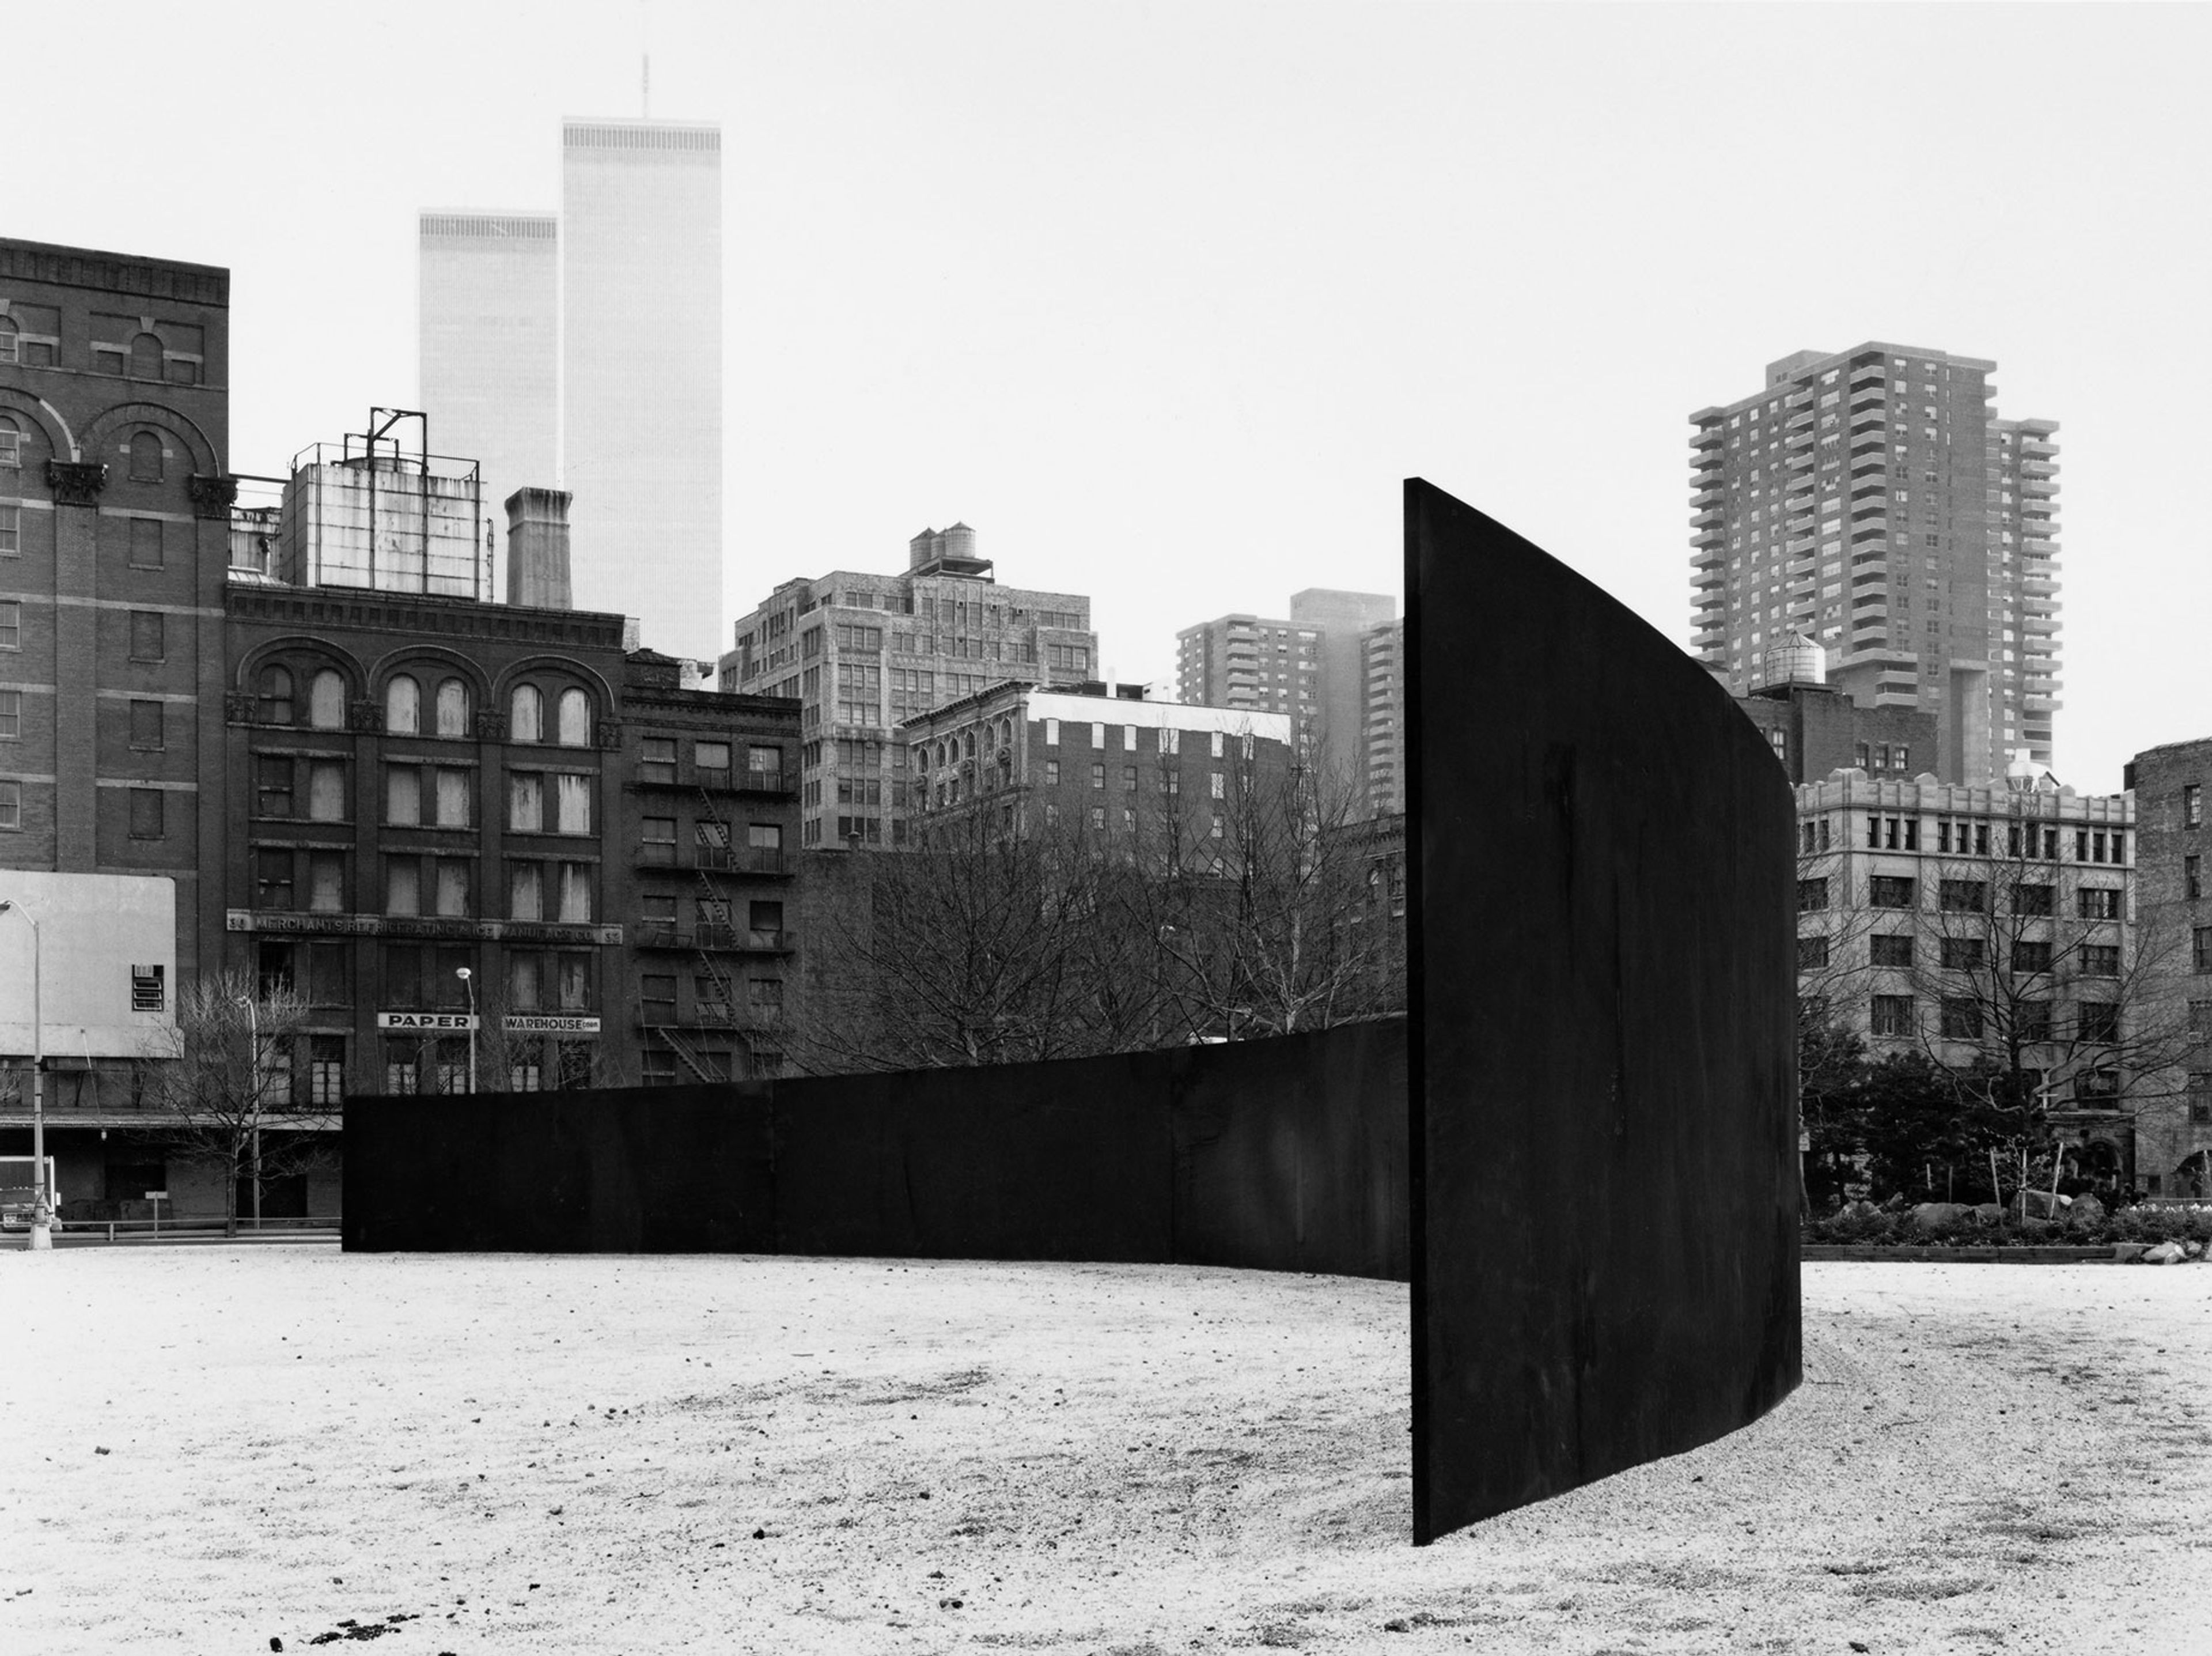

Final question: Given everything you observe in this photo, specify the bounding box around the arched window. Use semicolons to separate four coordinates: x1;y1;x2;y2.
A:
257;664;294;724
385;674;421;735
129;332;163;380
127;432;163;483
308;669;347;730
510;683;543;743
556;687;592;747
0;414;21;471
434;677;469;737
963;730;976;760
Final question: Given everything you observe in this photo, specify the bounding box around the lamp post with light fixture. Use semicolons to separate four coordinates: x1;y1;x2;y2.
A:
0;898;50;1250
455;967;477;1093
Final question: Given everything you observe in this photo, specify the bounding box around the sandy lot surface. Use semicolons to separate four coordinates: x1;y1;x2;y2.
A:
2;1252;2209;1655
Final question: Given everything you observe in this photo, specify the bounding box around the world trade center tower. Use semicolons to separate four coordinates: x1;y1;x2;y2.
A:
559;118;722;661
418;118;722;663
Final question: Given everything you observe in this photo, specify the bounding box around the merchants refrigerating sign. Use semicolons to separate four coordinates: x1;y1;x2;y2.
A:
501;1015;601;1035
376;1011;481;1031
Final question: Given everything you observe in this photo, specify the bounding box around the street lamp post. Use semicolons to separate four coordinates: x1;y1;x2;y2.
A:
455;967;477;1093
236;994;262;1231
0;899;50;1251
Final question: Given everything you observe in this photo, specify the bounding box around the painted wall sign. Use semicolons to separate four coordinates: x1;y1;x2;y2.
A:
376;1011;482;1031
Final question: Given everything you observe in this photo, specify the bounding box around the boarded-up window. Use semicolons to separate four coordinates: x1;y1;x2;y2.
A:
510;683;543;742
308;852;344;913
128;700;163;749
435;678;469;737
308;761;346;822
557;863;592;923
127;430;162;481
434;767;471;828
508;773;543;833
509;863;542;920
556;687;592;747
385;858;420;916
385;766;422;826
128;517;162;568
434;859;469;918
130;611;164;661
128;788;163;839
555;774;590;834
385;675;420;734
308;670;346;729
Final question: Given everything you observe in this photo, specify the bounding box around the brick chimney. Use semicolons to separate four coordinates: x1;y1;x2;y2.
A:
505;487;573;609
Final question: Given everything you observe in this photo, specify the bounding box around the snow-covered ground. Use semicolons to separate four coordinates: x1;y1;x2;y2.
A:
3;1250;2208;1654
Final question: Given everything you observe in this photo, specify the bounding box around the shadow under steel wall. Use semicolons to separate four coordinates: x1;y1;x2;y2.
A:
342;1018;1408;1282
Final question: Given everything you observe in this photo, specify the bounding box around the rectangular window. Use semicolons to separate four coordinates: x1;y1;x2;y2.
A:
1871;933;1912;969
129;611;164;661
2015;883;2054;916
1211;731;1225;759
2077;1001;2121;1043
306;851;344;913
640;738;676;785
128;788;164;840
1938;880;1987;913
641;816;676;865
386;766;422;826
2080;944;2120;977
1164;729;1180;756
385;857;421;916
696;741;732;785
2077;887;2120;921
2075;1069;2120;1105
2016;1001;2053;1042
1940;938;1984;970
0;502;18;556
0;600;18;650
307;761;346;822
2191;1075;2212;1126
2012;939;2051;974
1210;772;1225;800
509;862;543;921
1870;995;1915;1037
2188;784;2205;830
1044;719;1059;746
1123;764;1138;791
2189;856;2202;902
0;778;21;830
308;1037;346;1107
434;767;472;829
749;899;784;945
1797;936;1829;971
555;774;591;834
256;848;295;909
1796;878;1828;913
128;699;163;749
433;859;470;918
1870;876;1915;909
508;772;544;833
1044;759;1060;787
128;517;163;569
1090;762;1105;790
2196;927;2212;973
1940;997;1983;1039
557;862;592;923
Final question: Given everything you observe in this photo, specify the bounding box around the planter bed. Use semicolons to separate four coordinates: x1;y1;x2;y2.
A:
1804;1243;2123;1264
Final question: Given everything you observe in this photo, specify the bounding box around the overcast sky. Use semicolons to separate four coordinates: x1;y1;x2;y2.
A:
14;2;2207;792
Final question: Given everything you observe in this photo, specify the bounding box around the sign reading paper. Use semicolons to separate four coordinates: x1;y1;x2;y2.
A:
376;1011;481;1032
502;1015;602;1036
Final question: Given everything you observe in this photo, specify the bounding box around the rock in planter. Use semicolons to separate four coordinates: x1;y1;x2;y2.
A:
2067;1194;2106;1224
2186;1242;2205;1260
2143;1241;2188;1265
2022;1190;2071;1219
1911;1202;1970;1230
2112;1242;2152;1263
1972;1203;2005;1223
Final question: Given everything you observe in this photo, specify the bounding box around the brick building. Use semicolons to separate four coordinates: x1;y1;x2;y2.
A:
1735;640;1940;784
2122;738;2212;1197
719;523;1097;849
901;680;1293;853
1795;767;2139;1179
616;649;800;1085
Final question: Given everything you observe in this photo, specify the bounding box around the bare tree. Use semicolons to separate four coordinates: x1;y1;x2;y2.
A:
1902;828;2206;1205
1146;737;1403;1042
131;971;332;1237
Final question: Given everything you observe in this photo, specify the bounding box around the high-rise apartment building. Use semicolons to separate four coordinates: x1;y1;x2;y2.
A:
1175;588;1399;814
418;119;722;664
1690;343;2060;784
416;210;558;598
719;524;1097;850
1360;618;1404;817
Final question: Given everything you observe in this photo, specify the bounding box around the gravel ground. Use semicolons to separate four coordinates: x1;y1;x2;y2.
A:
2;1250;2208;1654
